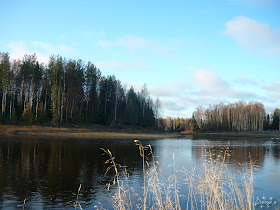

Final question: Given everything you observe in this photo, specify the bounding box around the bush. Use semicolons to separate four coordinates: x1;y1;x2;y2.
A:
23;108;35;124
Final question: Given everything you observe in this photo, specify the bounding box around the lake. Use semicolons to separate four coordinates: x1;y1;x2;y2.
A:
0;136;279;209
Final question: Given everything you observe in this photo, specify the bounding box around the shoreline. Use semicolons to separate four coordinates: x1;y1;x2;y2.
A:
0;125;181;140
182;131;280;139
1;125;280;140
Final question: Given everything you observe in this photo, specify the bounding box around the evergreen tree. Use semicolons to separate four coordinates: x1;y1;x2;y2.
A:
85;62;100;122
124;87;141;126
271;109;280;130
263;114;270;130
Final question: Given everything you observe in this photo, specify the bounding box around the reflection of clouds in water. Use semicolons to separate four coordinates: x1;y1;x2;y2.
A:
191;138;280;170
150;138;280;180
151;139;196;178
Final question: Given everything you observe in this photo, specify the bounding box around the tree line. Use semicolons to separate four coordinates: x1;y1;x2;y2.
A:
162;101;280;132
0;52;160;127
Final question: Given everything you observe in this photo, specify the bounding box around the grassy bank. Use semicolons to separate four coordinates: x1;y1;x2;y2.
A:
0;124;181;140
2;124;280;140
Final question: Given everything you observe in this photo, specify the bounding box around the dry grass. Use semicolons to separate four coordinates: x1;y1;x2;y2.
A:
0;125;179;140
183;145;254;210
101;148;132;210
102;141;256;210
67;184;84;210
17;198;26;209
74;184;83;210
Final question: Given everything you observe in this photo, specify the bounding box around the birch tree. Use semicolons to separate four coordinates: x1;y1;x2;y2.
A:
0;52;10;118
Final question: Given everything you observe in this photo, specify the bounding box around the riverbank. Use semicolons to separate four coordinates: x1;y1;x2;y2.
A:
2;125;280;140
0;124;181;140
182;131;280;139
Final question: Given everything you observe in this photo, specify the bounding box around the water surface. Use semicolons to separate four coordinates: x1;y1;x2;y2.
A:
0;137;279;209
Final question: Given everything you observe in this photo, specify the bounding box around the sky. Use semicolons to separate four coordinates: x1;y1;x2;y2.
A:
1;0;280;117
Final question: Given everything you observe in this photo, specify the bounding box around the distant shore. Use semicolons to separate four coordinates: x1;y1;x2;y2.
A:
1;125;280;140
0;124;181;140
182;131;280;139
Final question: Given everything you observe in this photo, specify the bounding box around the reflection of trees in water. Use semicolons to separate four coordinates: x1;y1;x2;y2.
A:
272;145;280;160
1;138;279;208
267;144;280;164
227;145;266;169
191;138;280;170
0;139;142;208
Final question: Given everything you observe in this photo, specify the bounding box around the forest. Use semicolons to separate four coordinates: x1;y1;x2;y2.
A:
1;52;279;132
0;52;160;127
163;102;280;132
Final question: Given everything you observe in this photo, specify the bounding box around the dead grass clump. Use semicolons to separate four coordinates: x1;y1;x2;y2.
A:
101;141;255;210
183;144;254;210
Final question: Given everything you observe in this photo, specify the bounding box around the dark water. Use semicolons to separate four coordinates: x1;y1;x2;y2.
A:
0;137;280;209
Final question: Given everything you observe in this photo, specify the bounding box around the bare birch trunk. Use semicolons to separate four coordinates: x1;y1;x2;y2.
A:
9;94;12;120
1;89;7;116
35;92;39;120
44;88;47;115
30;78;34;112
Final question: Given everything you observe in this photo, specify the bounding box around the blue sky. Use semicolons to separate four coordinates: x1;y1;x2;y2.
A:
1;0;280;117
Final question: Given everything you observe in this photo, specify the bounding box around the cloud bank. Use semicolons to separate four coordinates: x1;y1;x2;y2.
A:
223;16;280;57
6;41;75;64
150;69;273;118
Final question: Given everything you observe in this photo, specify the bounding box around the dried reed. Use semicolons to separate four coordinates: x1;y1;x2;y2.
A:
101;140;256;210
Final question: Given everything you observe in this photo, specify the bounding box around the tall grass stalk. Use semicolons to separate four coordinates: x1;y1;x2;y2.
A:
101;148;132;210
17;198;26;210
134;140;148;210
74;184;83;210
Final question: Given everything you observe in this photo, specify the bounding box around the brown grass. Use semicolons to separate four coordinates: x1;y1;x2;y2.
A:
101;148;132;209
184;145;255;210
74;184;83;210
101;141;256;210
0;125;180;140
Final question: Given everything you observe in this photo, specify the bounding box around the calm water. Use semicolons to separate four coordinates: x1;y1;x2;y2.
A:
0;136;279;209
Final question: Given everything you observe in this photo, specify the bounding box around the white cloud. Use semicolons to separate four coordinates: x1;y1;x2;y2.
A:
6;41;75;64
150;82;191;97
98;35;177;57
193;70;229;93
7;41;50;64
193;70;259;99
264;81;280;99
96;60;150;71
223;16;280;56
158;97;192;118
